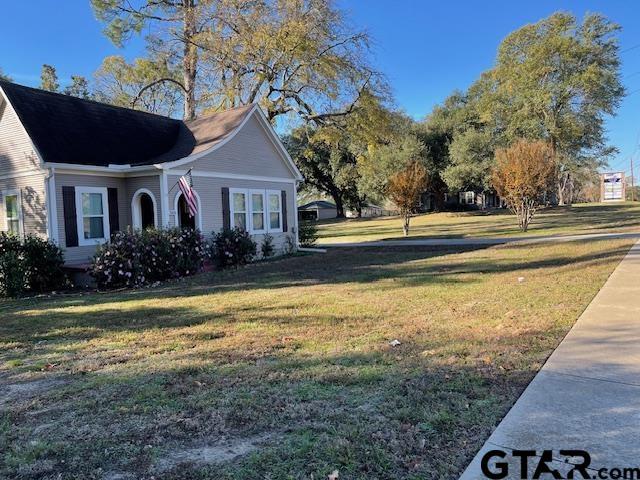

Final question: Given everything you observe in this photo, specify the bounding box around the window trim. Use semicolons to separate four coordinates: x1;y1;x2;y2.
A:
249;189;267;234
229;188;284;234
2;189;23;236
173;189;202;231
131;188;158;230
75;186;110;246
267;189;283;233
229;188;249;231
466;191;475;204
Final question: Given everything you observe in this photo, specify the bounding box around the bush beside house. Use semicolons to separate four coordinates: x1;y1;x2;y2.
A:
90;228;206;288
0;233;67;297
208;228;258;269
299;220;318;247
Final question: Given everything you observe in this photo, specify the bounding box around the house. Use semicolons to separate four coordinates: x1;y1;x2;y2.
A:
0;81;303;265
345;203;392;218
297;200;337;221
445;190;506;210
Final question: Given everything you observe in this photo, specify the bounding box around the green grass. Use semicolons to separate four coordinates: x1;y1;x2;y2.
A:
317;202;640;243
0;238;635;479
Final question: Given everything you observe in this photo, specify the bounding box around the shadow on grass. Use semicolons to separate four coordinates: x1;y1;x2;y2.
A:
0;240;630;346
0;236;635;478
0;340;543;479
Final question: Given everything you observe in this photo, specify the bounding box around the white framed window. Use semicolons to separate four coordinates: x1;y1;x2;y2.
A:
466;191;475;204
3;189;23;236
75;186;110;246
229;188;283;234
460;191;475;205
250;190;266;233
230;188;248;231
267;190;282;232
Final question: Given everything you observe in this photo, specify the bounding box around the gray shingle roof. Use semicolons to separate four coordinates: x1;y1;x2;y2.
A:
0;80;254;167
298;200;337;210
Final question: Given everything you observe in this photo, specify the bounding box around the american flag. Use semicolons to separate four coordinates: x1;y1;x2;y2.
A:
178;170;197;218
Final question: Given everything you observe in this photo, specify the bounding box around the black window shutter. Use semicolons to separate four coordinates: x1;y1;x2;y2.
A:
62;186;78;247
107;188;119;235
281;190;288;232
222;187;230;230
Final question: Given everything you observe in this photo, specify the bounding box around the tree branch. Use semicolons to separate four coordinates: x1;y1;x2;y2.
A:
131;78;187;108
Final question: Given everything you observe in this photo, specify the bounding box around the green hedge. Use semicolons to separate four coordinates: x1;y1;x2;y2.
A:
0;233;67;297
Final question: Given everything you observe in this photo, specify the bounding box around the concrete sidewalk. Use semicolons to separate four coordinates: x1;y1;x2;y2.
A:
460;240;640;479
319;231;640;248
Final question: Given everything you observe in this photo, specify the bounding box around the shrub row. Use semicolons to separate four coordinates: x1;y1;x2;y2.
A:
0;233;67;297
90;227;301;289
91;228;206;289
2;226;300;294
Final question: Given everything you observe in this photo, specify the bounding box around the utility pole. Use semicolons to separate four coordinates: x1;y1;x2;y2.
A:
632;158;635;202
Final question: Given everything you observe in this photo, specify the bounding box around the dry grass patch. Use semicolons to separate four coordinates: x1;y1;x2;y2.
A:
0;238;634;479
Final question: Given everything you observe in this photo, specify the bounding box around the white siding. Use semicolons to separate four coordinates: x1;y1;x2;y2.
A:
190;115;294;178
167;174;296;253
126;174;162;226
0;173;47;236
0;95;41;176
55;174;130;264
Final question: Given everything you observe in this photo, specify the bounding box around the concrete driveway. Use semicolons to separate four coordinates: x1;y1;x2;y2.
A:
460;240;640;479
319;231;640;248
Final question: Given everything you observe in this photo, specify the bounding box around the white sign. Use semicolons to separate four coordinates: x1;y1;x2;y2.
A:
602;172;624;201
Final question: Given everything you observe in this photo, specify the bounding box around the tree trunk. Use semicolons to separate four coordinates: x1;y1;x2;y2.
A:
402;212;411;237
402;212;410;236
182;0;198;120
557;182;565;206
332;194;345;218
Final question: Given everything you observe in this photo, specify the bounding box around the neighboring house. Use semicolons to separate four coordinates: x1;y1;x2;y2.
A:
445;190;505;210
297;200;337;221
0;81;303;265
345;203;391;218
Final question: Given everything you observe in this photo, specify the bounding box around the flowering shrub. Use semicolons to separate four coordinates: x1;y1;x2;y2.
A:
0;232;66;297
208;227;257;269
90;228;205;288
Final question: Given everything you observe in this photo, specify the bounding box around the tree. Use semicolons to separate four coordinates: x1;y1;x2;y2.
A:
64;75;92;99
40;64;59;92
91;0;381;123
92;0;202;119
0;68;11;82
422;87;495;207
285;127;360;218
442;128;496;193
486;12;624;205
358;133;427;203
94;56;182;117
387;162;429;236
492;140;556;232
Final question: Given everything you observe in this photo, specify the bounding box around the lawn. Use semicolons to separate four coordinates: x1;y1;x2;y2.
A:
316;202;640;244
0;238;635;479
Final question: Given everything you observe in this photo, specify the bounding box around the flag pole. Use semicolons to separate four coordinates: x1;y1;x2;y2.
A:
168;168;193;195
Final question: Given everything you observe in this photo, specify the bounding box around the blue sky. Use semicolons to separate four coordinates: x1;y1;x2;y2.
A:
1;0;639;173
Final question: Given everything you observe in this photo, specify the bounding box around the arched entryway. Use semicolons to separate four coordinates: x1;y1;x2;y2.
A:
131;189;158;230
174;190;202;230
